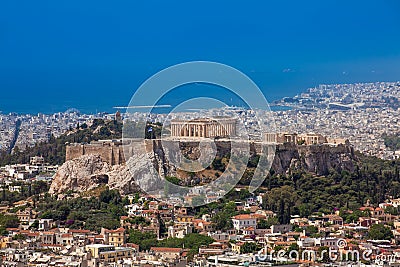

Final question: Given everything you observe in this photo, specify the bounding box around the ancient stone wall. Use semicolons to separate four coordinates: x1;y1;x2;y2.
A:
66;142;124;165
66;139;356;175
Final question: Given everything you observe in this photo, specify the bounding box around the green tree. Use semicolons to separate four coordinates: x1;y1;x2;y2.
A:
368;224;393;240
318;246;330;262
287;243;299;253
385;206;398;215
257;217;279;229
127;230;157;251
211;201;236;230
29;220;39;230
0;214;19;228
241;242;260;254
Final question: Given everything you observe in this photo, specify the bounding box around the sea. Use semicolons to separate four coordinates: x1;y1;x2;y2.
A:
1;64;399;115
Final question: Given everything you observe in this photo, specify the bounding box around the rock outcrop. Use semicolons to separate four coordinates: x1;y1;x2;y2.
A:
272;143;356;175
49;154;141;195
50;141;357;196
49;155;110;195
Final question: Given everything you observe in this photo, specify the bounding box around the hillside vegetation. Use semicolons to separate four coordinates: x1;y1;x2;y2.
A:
383;133;400;151
261;153;400;223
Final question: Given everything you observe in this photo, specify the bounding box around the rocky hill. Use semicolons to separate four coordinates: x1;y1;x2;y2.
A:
49;141;357;196
49;154;141;196
272;142;356;175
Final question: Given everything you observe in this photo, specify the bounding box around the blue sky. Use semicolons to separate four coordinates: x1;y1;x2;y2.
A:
0;0;400;113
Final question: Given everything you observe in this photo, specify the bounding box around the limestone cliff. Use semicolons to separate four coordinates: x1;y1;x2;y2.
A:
49;155;110;195
272;143;356;175
50;142;357;195
49;154;141;196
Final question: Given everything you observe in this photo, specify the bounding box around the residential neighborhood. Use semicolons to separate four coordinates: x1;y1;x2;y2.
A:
1;183;400;266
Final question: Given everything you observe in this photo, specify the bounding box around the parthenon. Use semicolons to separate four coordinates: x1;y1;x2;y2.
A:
170;118;237;138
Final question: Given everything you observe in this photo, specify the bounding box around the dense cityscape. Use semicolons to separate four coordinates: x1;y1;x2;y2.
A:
2;1;400;266
2;82;399;160
0;82;399;266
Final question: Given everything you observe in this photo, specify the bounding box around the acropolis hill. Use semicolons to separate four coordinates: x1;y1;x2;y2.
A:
52;138;356;195
64;132;355;173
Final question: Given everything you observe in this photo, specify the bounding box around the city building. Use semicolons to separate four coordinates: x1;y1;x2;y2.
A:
102;227;126;247
231;214;257;231
86;244;133;263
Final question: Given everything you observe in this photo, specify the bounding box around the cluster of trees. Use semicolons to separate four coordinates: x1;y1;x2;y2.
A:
368;224;394;240
126;216;150;226
383;133;400;151
185;152;400;230
1;181;49;205
192;189;255;230
261;155;400;223
127;230;157;251
257;217;279;229
36;188;128;232
210;201;236;230
0;214;19;235
339;208;371;223
0;119;122;166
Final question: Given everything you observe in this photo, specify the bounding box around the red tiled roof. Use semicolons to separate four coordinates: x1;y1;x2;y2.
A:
359;207;374;211
123;243;139;249
69;229;90;234
42;231;55;235
61;233;73;238
251;214;266;219
232;214;257;220
105;227;125;233
286;232;301;236
27;232;40;237
151;247;182;253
